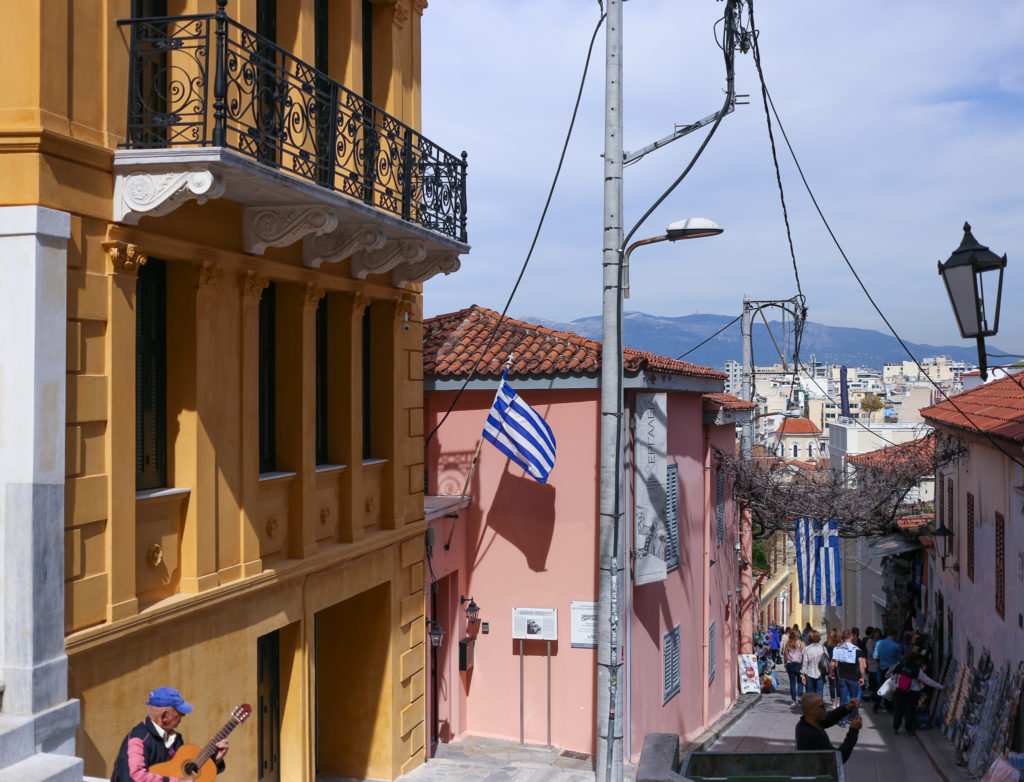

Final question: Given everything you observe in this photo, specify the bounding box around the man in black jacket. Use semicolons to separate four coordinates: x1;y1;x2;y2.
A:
795;693;861;763
111;686;228;781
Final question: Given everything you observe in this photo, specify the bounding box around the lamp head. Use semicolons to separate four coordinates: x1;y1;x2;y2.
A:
666;217;723;241
937;221;1006;339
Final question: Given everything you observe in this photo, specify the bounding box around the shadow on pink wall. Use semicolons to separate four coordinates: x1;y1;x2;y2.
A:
479;466;557;572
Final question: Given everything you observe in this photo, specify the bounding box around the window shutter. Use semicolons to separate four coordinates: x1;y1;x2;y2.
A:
315;297;328;464
995;512;1005;619
708;622;717;685
666;463;679;571
716;470;725;547
361;305;372;459
258;282;277;473
966;492;975;582
663;625;681;703
135;257;167;491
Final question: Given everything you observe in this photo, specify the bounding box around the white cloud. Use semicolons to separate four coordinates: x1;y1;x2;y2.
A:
421;1;1024;359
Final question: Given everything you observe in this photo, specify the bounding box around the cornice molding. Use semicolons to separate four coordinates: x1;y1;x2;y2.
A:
242;205;338;255
302;224;386;268
114;169;225;224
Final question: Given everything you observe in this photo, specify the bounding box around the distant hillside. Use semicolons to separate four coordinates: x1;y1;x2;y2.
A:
521;312;997;371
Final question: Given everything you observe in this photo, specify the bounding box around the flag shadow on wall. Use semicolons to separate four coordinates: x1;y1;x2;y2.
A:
485;465;556;573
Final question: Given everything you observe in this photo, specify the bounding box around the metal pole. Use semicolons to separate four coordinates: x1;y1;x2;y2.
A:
740;293;753;460
519;638;524;745
547;640;552;748
598;1;624;780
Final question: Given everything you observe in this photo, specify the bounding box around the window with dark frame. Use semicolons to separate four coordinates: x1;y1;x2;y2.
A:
136;257;167;491
258;282;277;474
708;622;717;685
663;624;681;703
315;296;328;465
130;0;169;146
313;0;332;187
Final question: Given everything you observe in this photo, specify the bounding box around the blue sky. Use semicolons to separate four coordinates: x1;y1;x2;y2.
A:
420;1;1024;360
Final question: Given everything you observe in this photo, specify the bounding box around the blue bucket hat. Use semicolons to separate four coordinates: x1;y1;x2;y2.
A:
146;686;194;714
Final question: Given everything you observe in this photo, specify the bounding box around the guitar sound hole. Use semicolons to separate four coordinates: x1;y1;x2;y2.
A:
184;760;200;776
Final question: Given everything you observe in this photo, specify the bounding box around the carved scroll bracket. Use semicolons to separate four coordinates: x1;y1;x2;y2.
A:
242;205;338;255
392;251;460;286
302;225;386;268
114;169;225;225
351;240;426;280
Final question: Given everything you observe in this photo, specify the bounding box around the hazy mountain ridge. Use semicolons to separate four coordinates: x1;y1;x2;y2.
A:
520;312;996;371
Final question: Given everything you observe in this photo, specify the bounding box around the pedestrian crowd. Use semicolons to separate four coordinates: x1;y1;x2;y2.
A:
756;622;944;765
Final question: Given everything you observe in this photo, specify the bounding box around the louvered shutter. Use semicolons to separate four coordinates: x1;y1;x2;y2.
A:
716;470;725;547
135;257;167;490
315;297;328;464
663;625;681;703
708;622;717;684
666;463;679;571
258;282;277;473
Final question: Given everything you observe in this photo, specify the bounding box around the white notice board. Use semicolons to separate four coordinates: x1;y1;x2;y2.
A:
570;601;597;648
512;607;558;641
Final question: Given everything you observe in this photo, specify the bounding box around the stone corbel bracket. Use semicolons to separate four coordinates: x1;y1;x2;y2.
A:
303;225;386;268
393;251;461;286
242;206;338;255
351;240;426;280
114;169;226;224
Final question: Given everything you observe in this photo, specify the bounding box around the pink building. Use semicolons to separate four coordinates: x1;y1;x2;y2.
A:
421;306;753;762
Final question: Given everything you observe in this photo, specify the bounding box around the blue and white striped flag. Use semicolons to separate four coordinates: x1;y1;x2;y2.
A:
482;369;556;483
794;518;842;606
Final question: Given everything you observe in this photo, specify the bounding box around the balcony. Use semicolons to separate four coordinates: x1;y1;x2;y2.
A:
115;7;468;283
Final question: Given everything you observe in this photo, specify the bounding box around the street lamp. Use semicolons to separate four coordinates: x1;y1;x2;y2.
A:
460;595;480;624
427;619;446;648
622;218;723;298
938;222;1006;380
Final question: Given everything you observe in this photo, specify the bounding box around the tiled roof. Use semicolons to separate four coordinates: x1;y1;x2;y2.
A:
774;417;821;436
920;371;1024;443
423;305;725;380
704;393;756;411
846;435;935;468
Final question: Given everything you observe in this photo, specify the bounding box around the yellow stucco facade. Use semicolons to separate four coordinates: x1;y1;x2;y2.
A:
0;1;463;779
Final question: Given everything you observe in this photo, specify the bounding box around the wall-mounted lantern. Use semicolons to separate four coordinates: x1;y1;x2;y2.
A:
426;619;445;648
461;595;480;624
938;222;1006;380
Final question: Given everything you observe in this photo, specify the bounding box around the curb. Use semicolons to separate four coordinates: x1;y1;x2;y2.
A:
680;692;763;756
913;728;974;782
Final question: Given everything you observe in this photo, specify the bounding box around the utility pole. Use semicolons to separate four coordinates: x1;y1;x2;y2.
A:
740;293;753;459
597;0;624;779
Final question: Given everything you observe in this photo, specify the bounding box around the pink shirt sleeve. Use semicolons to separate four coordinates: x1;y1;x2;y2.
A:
126;736;181;782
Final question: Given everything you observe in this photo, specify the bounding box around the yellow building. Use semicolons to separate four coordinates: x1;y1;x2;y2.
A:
0;2;467;780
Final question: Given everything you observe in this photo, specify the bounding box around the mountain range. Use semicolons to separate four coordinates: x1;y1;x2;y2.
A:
520;312;1001;372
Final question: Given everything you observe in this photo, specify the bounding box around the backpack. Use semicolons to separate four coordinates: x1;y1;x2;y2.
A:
787;646;804;664
818;649;831;678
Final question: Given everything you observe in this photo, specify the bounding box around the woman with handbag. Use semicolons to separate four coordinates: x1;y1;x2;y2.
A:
824;628;841;707
781;629;806;704
890;650;943;736
800;630;829;697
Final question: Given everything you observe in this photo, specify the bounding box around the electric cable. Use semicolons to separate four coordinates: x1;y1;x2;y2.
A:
424;8;606;446
675;313;741;360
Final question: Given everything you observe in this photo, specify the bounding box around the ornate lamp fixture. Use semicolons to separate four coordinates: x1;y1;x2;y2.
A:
460;595;480;624
426;619;446;648
938;222;1006;380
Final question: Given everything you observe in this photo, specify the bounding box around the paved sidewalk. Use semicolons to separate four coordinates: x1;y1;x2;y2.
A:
707;669;975;782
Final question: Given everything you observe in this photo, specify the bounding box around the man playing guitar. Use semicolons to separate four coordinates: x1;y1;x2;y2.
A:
110;687;229;782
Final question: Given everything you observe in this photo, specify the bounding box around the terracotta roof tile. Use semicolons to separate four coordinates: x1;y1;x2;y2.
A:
920;371;1024;443
774;417;821;435
703;393;756;411
846;435;935;468
423;305;725;380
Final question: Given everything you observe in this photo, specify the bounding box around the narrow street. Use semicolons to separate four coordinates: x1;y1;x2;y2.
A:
709;669;973;782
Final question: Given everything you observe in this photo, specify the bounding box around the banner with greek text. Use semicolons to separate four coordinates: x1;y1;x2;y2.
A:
634;392;668;585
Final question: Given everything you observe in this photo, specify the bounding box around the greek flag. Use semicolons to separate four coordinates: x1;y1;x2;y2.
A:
482;369;556;484
794;518;842;606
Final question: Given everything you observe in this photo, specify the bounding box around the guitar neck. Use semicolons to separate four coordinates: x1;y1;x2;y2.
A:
191;716;242;768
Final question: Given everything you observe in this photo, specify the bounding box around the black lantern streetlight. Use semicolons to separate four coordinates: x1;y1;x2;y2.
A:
426;619;446;648
460;595;480;624
938;222;1007;380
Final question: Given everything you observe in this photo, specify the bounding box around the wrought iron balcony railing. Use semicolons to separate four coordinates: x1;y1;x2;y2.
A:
119;5;467;243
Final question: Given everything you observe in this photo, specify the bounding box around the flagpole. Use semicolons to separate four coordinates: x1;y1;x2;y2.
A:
445;353;516;551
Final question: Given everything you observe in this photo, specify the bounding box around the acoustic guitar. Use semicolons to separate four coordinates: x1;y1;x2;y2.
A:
149;703;251;781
